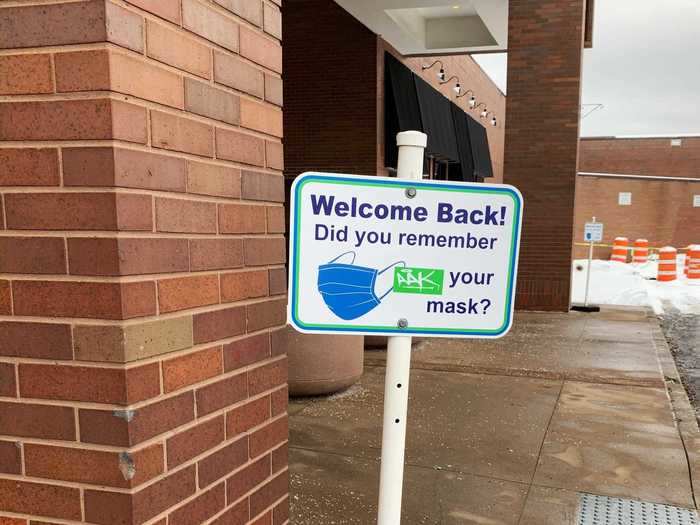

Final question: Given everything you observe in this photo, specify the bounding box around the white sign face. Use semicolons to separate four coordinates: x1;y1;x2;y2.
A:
618;192;632;206
287;173;523;338
694;195;700;208
584;222;603;242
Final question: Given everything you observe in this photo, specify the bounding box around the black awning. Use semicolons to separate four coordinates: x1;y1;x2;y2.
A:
414;75;460;163
383;51;492;178
466;113;494;178
450;102;476;182
384;53;422;168
385;53;422;132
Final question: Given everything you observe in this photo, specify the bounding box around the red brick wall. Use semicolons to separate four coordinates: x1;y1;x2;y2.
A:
283;0;379;179
0;1;288;524
580;137;700;178
575;136;700;258
504;0;586;311
574;175;700;259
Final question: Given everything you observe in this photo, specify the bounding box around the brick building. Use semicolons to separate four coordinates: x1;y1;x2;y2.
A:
0;1;288;524
0;0;590;523
285;0;591;311
575;136;700;258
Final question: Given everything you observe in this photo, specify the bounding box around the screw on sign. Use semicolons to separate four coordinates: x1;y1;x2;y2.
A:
287;131;523;524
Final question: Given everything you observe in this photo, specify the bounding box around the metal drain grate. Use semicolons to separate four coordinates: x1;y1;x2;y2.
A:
577;493;699;525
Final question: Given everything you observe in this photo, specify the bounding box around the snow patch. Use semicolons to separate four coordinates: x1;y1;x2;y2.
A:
571;256;700;315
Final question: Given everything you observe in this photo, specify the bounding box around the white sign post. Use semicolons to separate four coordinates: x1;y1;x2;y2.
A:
582;218;603;309
376;131;424;525
287;131;523;524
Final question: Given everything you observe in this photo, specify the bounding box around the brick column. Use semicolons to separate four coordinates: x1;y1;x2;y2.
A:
0;1;288;524
504;0;586;311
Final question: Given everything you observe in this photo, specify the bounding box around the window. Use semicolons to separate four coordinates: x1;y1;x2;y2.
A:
694;195;700;207
618;192;632;206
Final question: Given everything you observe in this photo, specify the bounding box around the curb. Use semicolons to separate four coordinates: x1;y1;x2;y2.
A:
649;310;700;509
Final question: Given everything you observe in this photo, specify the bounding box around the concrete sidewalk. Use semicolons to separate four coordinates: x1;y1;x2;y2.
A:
287;307;700;524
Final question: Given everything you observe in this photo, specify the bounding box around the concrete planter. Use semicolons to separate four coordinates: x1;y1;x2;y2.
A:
286;326;364;396
365;335;425;349
365;335;388;349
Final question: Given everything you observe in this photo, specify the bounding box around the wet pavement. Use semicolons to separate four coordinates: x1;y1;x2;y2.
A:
288;307;700;524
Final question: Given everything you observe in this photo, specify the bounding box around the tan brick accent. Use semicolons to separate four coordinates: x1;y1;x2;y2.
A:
0;1;287;523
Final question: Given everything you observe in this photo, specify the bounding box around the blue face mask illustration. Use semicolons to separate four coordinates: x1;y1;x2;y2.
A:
317;251;405;321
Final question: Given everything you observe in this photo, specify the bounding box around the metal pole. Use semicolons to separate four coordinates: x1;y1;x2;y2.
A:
377;131;427;525
583;216;595;307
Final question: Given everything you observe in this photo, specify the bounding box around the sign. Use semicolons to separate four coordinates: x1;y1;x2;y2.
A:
287;172;523;338
584;222;603;242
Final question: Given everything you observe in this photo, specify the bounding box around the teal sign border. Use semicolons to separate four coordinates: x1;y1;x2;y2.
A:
288;172;523;338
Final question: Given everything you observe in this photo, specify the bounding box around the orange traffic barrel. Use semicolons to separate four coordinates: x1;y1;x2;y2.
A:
610;237;628;263
688;245;700;280
657;246;677;282
633;239;649;263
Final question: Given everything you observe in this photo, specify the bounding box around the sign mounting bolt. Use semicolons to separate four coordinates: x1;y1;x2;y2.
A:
405;187;417;199
397;318;408;329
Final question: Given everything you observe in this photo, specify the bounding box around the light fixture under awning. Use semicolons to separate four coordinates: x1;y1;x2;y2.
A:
384;52;492;180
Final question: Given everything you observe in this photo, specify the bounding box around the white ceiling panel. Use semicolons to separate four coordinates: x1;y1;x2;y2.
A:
334;0;508;55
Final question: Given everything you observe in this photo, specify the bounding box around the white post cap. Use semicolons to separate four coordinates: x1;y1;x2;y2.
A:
396;131;427;148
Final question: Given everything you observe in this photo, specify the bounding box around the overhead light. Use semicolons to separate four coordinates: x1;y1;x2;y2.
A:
456;89;476;108
452;5;460;9
484;110;498;126
474;103;488;117
422;60;445;81
440;75;460;92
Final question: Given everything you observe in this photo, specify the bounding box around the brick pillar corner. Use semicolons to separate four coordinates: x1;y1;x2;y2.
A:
504;0;587;311
0;1;288;523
